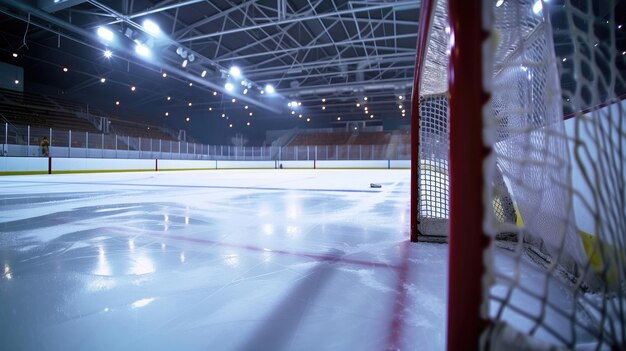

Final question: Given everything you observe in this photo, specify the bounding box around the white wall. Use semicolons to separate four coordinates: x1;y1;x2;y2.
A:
0;157;48;173
159;159;216;170
279;160;314;169
216;160;275;169
52;158;155;172
1;157;409;174
565;99;626;239
316;160;389;169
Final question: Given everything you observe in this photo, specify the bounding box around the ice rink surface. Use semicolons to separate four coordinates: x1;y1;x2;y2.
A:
0;169;448;351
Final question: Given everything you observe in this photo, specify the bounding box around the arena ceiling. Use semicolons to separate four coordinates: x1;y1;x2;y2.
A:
0;0;420;141
0;0;624;143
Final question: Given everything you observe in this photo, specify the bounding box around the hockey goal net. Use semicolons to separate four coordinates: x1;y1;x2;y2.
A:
411;0;625;349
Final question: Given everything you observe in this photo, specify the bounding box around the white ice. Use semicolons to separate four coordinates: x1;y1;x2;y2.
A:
0;169;448;351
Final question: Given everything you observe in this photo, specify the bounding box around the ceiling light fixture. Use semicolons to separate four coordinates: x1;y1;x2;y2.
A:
201;70;207;77
229;66;241;78
135;43;151;57
225;82;234;92
265;84;275;94
97;27;114;41
142;19;161;36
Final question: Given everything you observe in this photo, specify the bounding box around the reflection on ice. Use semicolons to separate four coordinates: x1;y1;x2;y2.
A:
0;170;437;351
131;297;155;309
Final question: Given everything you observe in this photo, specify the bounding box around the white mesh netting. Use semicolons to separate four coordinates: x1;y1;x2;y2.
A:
417;0;625;348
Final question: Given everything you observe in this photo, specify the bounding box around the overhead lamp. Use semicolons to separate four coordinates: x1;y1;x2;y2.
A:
265;84;275;94
142;19;161;36
290;101;298;107
209;107;213;111
532;0;542;14
186;117;190;122
229;124;233;128
12;53;18;58
245;105;249;109
232;98;236;103
306;118;310;122
356;103;360;107
222;113;226;118
63;67;68;72
246;122;251;126
496;0;504;7
176;47;188;58
370;114;374;118
14;80;19;84
229;66;241;78
322;106;326;110
165;112;169;116
189;82;193;86
225;82;234;92
131;86;136;91
115;101;120;105
167;96;171;100
135;43;151;57
201;70;207;77
249;112;253;116
187;54;195;62
243;89;248;95
322;98;326;102
188;102;192;107
100;78;106;83
182;59;188;68
97;26;114;41
104;49;113;58
213;91;218;96
162;72;167;78
363;97;368;101
337;117;341;121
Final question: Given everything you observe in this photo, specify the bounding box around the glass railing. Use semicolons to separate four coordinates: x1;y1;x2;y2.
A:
0;123;411;160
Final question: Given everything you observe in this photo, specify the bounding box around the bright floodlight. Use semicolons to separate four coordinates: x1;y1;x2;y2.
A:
103;49;113;58
201;70;207;77
265;84;275;94
496;0;504;7
142;19;161;36
225;82;234;92
229;66;241;78
182;59;188;68
97;27;114;41
135;43;151;57
532;0;542;14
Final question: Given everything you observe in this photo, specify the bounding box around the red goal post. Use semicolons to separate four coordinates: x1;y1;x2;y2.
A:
411;0;626;350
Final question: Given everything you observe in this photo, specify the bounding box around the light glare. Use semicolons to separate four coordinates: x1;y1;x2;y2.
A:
135;43;151;57
265;84;275;94
229;66;241;78
532;0;542;14
97;27;114;41
225;82;234;92
142;19;161;36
